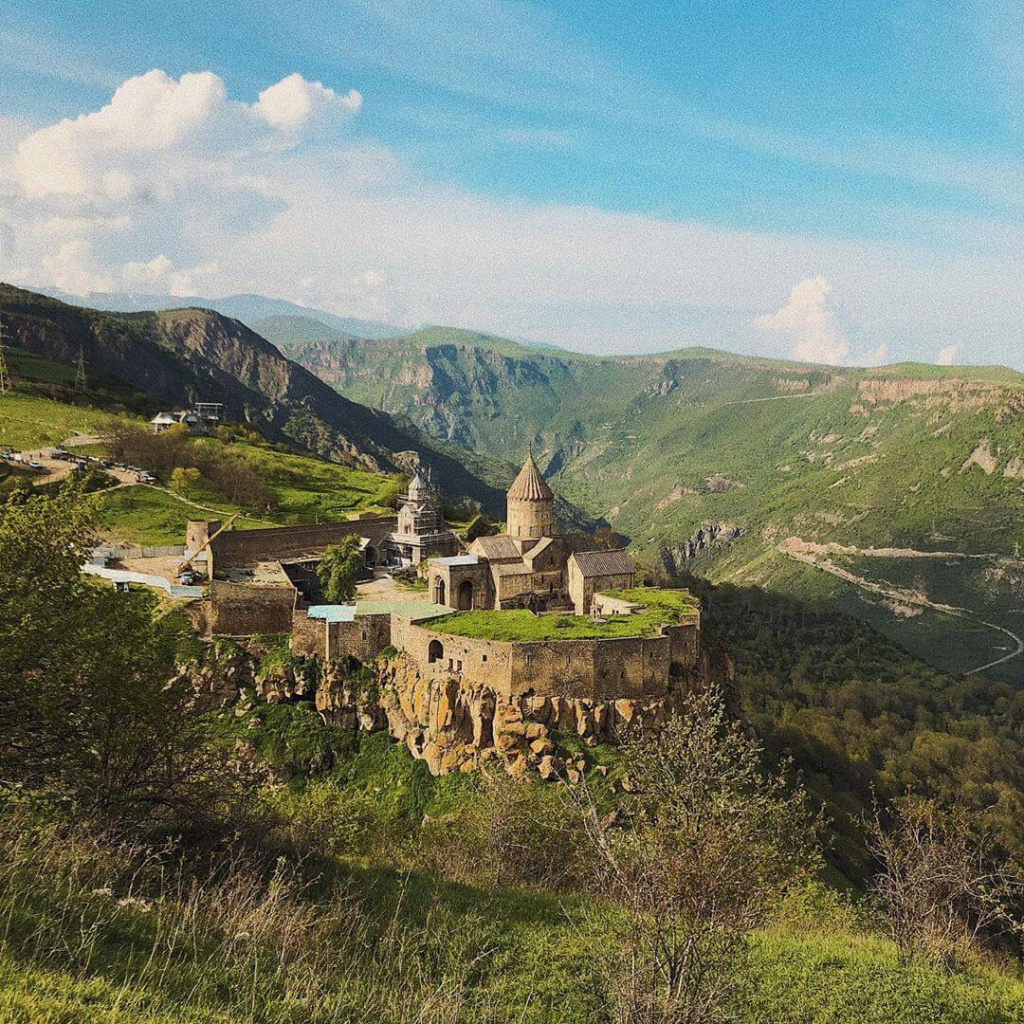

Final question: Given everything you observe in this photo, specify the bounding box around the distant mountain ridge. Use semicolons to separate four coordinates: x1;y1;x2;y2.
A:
0;284;507;511
36;287;406;341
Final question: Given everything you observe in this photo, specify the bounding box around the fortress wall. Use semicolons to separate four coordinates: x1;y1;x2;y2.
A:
210;517;397;569
508;635;670;700
666;618;701;672
389;619;683;700
292;611;394;662
328;614;393;663
290;609;324;658
208;580;296;636
391;619;516;695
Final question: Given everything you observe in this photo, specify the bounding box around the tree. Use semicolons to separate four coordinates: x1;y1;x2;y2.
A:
317;535;363;604
581;686;818;1024
866;797;1024;968
170;466;203;497
0;484;240;833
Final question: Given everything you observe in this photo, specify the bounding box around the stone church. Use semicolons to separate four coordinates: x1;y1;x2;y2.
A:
428;452;635;615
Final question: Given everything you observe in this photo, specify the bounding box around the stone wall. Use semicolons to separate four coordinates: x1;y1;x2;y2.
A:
390;617;700;701
291;610;394;663
209;517;397;570
392;618;516;694
567;562;635;615
206;580;296;636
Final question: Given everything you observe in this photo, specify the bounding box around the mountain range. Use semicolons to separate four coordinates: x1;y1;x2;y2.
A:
273;324;1024;683
36;287;405;341
0;285;506;512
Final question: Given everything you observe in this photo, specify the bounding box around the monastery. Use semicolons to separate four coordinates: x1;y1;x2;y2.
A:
187;453;701;703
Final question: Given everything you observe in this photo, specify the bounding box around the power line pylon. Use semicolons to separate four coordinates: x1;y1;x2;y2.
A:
0;316;11;396
74;346;87;393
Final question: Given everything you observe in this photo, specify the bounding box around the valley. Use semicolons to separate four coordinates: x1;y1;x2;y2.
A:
273;321;1024;682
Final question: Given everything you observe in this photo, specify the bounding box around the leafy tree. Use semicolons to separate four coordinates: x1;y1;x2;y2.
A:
582;686;818;1024
0;484;239;833
866;797;1023;968
317;536;363;604
170;466;203;497
377;475;405;510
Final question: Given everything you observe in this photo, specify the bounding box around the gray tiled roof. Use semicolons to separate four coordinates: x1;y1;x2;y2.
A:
569;549;635;578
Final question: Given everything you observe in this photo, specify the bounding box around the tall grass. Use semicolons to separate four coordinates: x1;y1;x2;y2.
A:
0;808;491;1022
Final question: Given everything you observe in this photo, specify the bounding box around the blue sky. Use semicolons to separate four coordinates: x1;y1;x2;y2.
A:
1;0;1022;365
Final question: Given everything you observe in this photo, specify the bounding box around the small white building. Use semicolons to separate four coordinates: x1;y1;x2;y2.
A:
150;412;178;434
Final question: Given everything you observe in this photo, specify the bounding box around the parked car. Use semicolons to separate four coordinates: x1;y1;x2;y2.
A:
28;461;43;471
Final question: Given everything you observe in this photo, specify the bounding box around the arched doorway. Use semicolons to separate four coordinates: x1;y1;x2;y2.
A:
433;577;446;605
364;544;378;566
428;639;444;664
457;579;474;610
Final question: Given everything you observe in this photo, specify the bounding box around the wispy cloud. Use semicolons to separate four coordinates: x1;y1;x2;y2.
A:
0;28;122;90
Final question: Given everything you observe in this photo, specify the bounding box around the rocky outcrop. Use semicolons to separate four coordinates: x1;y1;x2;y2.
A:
373;656;680;776
660;522;741;573
178;642;698;778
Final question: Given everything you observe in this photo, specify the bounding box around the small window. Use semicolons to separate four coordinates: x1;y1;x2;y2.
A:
482;654;488;663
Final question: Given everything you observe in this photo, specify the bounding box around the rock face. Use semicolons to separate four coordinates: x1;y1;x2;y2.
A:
179;643;706;778
370;657;682;776
660;522;741;573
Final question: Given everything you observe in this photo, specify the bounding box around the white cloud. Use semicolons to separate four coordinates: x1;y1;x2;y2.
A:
937;345;959;366
854;343;890;367
14;69;359;206
253;73;361;132
2;70;1024;367
753;277;850;364
41;240;113;295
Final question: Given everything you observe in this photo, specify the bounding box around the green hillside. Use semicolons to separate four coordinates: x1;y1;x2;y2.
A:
285;333;1024;681
0;348;402;545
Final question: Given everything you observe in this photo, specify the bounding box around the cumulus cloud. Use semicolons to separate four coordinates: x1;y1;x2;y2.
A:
41;240;113;295
253;73;361;132
15;69;359;206
937;344;959;366
754;277;851;364
854;343;890;367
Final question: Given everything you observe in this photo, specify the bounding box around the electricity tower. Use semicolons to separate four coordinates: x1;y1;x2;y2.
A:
0;316;11;396
74;345;87;393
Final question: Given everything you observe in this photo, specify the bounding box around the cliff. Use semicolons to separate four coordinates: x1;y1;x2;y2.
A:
0;284;508;510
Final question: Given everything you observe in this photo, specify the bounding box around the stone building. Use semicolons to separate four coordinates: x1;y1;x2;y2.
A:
387;469;461;566
427;452;635;614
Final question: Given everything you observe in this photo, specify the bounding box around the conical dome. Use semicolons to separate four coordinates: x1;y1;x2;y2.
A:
408;469;430;501
507;454;553;502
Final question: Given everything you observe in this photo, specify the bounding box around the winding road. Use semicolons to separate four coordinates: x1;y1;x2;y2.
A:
779;537;1024;677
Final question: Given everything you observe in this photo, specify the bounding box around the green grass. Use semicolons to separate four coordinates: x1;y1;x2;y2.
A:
430;607;680;641
91;486;262;546
0;392;114;450
600;586;700;614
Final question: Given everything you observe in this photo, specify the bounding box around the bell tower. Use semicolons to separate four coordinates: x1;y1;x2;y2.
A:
506;452;555;541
